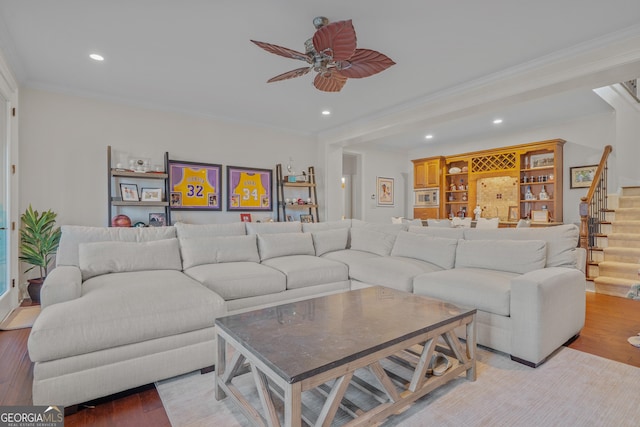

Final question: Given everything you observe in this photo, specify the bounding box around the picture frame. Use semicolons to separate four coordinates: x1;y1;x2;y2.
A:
149;212;167;227
376;176;394;206
140;187;163;202
227;166;273;211
570;165;598;189
299;214;313;223
240;213;252;222
120;183;139;201
286;215;294;222
532;210;550;223
529;153;554;169
168;160;222;210
508;206;519;221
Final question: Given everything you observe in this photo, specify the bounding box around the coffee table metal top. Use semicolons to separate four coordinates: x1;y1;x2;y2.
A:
215;286;475;384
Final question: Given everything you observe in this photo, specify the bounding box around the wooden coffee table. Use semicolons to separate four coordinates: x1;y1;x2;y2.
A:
215;286;476;427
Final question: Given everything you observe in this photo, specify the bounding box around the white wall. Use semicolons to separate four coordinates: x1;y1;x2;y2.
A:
18;88;319;227
408;112;616;225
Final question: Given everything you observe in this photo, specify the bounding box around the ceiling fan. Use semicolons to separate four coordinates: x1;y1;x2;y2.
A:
251;16;395;92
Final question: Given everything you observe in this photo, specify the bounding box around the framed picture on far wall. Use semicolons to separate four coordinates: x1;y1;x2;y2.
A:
376;176;394;206
299;214;313;223
240;213;252;222
227;166;273;211
570;165;598;189
149;213;167;227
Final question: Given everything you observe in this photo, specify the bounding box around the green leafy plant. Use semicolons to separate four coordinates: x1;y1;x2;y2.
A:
19;205;61;279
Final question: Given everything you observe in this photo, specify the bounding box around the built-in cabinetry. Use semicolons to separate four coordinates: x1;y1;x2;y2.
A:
107;146;171;226
412;157;442;188
275;164;319;222
413;139;565;223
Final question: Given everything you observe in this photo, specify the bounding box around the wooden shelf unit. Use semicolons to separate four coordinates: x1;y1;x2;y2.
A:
107;146;171;226
275;163;319;222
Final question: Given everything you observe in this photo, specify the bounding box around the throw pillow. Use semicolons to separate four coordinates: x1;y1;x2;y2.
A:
311;228;349;256
349;228;396;256
391;231;458;269
179;235;259;269
257;232;315;260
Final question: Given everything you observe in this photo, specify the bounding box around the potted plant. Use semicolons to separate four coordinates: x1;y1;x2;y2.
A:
19;205;61;303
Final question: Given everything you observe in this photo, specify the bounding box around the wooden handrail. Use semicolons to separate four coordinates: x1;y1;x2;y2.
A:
584;145;613;204
579;145;613;268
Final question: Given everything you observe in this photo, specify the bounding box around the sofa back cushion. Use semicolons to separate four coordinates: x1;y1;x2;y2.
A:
349;228;397;256
351;219;407;234
257;232;315;260
180;235;259;269
78;238;183;280
455;239;546;274
311;228;350;256
174;222;246;239
408;225;465;240
391;231;458;269
302;219;351;232
57;225;177;267
463;224;579;268
246;222;301;235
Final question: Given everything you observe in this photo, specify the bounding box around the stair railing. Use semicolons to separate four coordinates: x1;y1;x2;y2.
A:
579;145;613;271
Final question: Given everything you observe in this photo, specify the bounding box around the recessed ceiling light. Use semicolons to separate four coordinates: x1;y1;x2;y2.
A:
321;110;331;116
89;53;104;61
425;134;434;140
493;118;503;124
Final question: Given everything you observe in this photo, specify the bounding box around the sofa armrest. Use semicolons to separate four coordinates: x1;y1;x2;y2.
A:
510;267;586;366
40;266;82;309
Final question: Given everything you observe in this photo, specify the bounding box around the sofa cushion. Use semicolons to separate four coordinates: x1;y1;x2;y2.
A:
408;225;465;240
257;232;315;261
351;219;407;234
349;256;444;292
179;235;259;269
174;222;246;238
302;219;351;232
391;231;458;269
184;262;286;300
57;225;176;267
349;228;396;256
78;239;182;280
321;249;381;268
246;222;301;235
261;255;349;290
28;270;225;362
413;268;515;316
311;228;349;256
463;224;579;268
455;239;546;274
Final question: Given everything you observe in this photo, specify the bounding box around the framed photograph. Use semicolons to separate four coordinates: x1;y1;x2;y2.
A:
240;213;252;222
227;166;273;211
140;187;163;202
508;206;519;221
530;153;554;169
286;215;294;222
169;160;222;210
376;176;394;206
532;210;550;223
170;192;182;207
570;165;597;189
300;214;313;223
120;183;139;201
149;213;167;227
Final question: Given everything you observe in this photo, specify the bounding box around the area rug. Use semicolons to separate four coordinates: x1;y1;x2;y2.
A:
0;306;40;330
156;347;640;426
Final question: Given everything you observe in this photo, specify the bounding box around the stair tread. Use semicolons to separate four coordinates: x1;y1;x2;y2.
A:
607;233;640;239
604;247;640;254
593;276;639;285
598;260;640;267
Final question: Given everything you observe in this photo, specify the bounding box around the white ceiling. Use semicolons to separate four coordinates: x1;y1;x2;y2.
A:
1;1;639;150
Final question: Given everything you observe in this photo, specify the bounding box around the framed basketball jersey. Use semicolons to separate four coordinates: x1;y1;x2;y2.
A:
227;166;273;211
168;160;222;210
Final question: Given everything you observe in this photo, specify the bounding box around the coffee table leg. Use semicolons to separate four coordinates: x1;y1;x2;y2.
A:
466;314;477;381
284;382;302;427
215;334;227;400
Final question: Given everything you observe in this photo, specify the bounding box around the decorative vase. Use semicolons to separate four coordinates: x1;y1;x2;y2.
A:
27;278;44;304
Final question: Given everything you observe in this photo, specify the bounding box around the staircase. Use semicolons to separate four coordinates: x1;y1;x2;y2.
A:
590;186;640;297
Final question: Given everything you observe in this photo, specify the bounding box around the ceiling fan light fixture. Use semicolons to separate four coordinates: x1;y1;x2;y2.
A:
251;17;395;92
321;110;331;116
89;53;104;61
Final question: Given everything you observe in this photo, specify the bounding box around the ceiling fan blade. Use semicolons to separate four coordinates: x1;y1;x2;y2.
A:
337;49;396;79
267;67;312;83
313;71;348;92
250;40;311;63
312;20;357;61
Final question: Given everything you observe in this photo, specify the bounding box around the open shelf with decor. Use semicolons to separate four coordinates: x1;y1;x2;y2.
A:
275;163;319;222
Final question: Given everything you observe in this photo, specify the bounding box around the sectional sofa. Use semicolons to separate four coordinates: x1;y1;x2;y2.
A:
27;220;586;408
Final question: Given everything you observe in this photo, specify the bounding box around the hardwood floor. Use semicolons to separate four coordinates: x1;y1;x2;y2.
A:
0;292;638;426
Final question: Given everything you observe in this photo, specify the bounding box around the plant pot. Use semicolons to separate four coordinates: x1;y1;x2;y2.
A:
27;278;45;304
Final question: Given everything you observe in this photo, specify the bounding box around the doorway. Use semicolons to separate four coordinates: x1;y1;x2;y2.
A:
342;153;361;220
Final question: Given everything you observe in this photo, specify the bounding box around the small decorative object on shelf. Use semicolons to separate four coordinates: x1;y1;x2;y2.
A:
539;185;549;200
474;205;482;221
300;214;313;223
149;213;166;227
112;214;132;227
462;192;468;202
240;213;252;222
524;186;535;200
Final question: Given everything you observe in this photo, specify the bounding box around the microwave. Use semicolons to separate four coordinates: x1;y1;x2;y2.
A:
414;188;440;207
